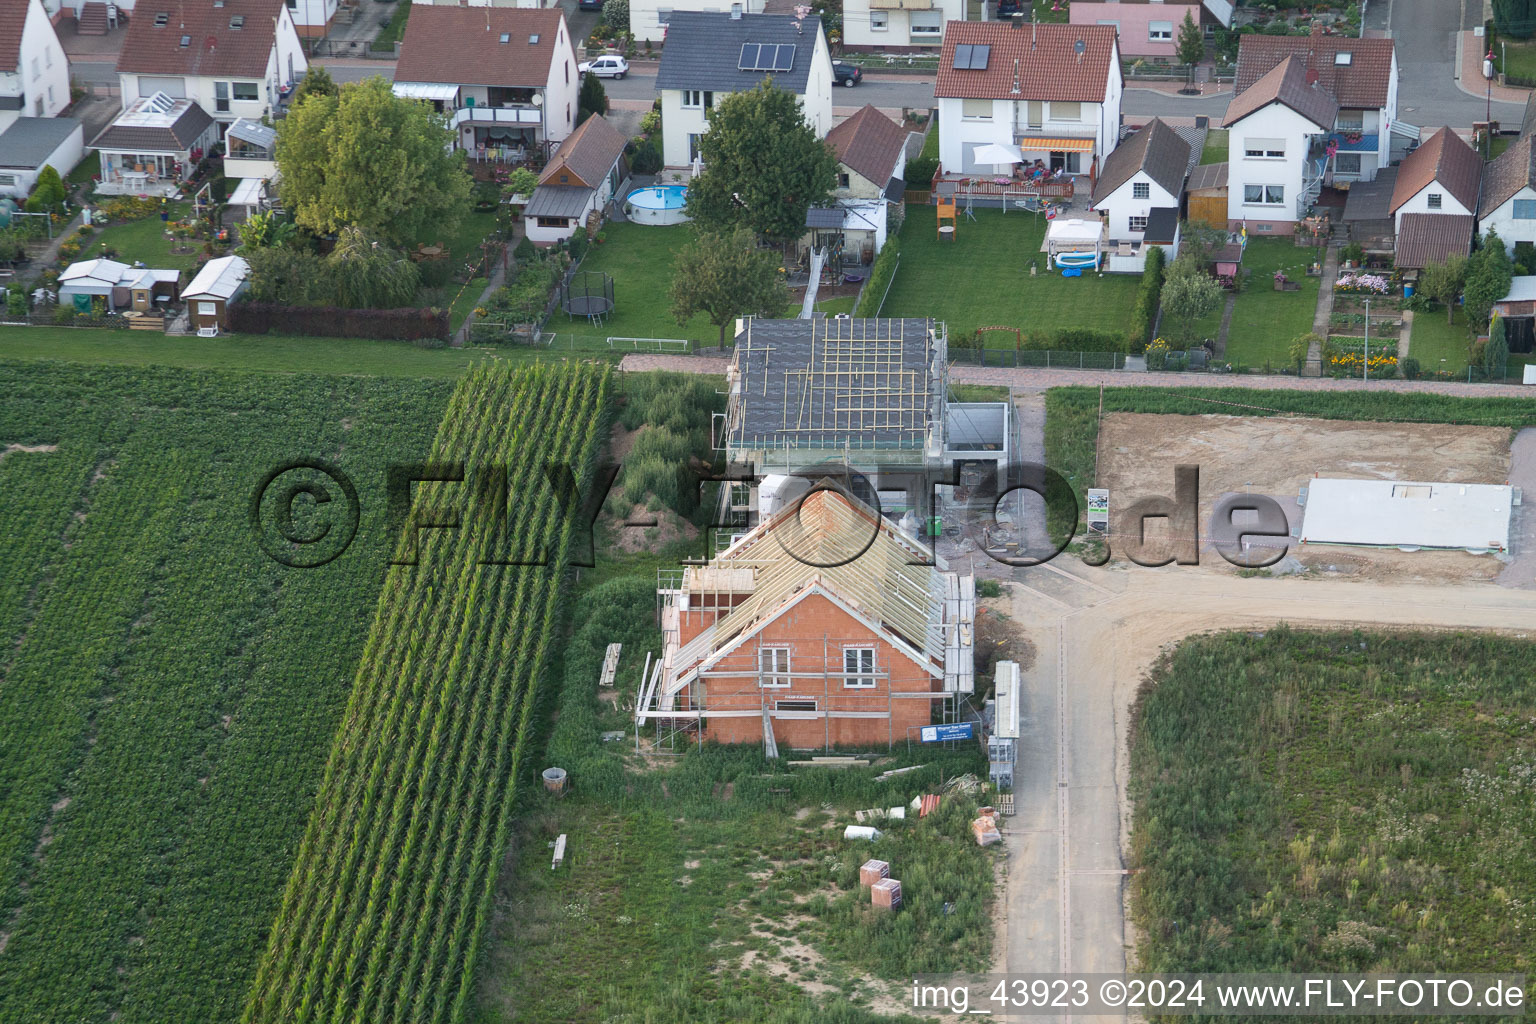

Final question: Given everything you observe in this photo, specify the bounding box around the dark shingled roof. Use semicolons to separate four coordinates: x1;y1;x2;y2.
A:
1389;127;1482;214
826;105;908;188
0;117;82;170
1091;118;1190;206
523;185;592;220
1223;56;1338;130
656;12;821;96
730;318;940;449
1143;207;1179;245
395;6;568;89
1394;213;1474;270
1342;165;1397;221
90;99;216;153
539;113;626;191
1233;32;1396;110
937;21;1118;103
1479;133;1536;217
116;0;282;78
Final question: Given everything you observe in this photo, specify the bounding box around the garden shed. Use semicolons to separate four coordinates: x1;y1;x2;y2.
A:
1491;276;1536;355
57;258;180;313
181;255;251;332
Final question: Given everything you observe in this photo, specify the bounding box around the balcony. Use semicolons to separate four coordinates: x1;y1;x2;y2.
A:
1327;131;1379;152
452;105;542;128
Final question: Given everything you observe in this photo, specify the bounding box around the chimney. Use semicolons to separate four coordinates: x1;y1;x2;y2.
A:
731;3;742;17
1310;24;1324;38
1306;68;1318;86
1011;57;1020;95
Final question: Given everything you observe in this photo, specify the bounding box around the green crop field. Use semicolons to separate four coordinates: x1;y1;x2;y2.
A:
243;361;612;1024
0;360;451;1023
1130;628;1536;977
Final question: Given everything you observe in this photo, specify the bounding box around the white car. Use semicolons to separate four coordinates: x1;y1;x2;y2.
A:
579;55;629;79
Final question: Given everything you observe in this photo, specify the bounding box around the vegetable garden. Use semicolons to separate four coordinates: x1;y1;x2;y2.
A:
242;361;612;1024
0;361;451;1023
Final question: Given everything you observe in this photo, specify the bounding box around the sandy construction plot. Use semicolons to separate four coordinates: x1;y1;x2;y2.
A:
1095;413;1516;581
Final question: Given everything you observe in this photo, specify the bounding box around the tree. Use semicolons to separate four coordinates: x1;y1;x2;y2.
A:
601;0;628;30
577;73;607;127
1159;256;1223;347
1494;0;1536;39
325;227;421;308
276;76;472;247
1288;332;1322;374
1415;253;1467;325
685;81;837;242
1176;11;1205;67
670;227;789;347
240;209;297;249
1462;231;1513;331
1485;313;1510;378
291;65;338;107
245;246;328;304
24;165;67;215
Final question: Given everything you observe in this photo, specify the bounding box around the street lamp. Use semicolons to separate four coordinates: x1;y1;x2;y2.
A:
1486;50;1495;159
1363;295;1370;382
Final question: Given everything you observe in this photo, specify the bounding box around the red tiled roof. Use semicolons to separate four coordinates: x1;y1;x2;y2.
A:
1233;32;1395;110
116;0;281;79
1222;56;1337;130
395;6;568;90
1394;213;1474;270
826;105;908;187
0;0;27;74
936;21;1118;103
1389;127;1482;215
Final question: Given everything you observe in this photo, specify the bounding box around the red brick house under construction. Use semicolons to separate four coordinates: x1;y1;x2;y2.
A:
638;489;975;752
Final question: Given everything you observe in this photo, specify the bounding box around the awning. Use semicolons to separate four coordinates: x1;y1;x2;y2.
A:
1018;137;1095;152
392;82;459;102
228;178;266;207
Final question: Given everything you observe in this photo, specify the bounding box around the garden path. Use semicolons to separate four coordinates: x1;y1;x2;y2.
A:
452;222;522;348
1213;292;1236;356
1305;246;1340;377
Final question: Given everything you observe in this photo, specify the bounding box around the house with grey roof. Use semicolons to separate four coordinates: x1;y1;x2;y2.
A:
1090;118;1189;257
654;9;833;168
0;116;84;200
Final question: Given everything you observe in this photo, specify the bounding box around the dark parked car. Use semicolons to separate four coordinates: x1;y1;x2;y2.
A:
832;61;863;88
578;0;603;10
996;0;1021;15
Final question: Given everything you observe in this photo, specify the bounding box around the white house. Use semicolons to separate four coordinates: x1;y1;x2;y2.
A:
841;0;965;52
1090;117;1189;242
114;0;308;124
812;103;911;261
935;21;1122;179
1479;134;1536;257
285;0;339;39
0;0;71;132
523;113;629;244
393;6;579;160
630;0;768;45
1386;127;1481;234
1231;30;1402;188
654;10;833;169
1221;56;1337;232
0;116;84;198
90;91;220;195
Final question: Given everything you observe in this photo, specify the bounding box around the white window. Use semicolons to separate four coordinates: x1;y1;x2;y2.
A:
657;7;671;24
1335;51;1353;65
910;11;942;35
197;301;218;315
843;647;876;688
46;85;54;106
1130;215;1149;232
1243;138;1285;159
215;81;230;112
1049;101;1080;122
1096;19;1119;30
759;647;791;687
1427;192;1443;210
0;173;16;186
1513;199;1536;219
683;90;701;108
1336;111;1364;130
870;10;888;30
233;81;259;101
961;99;992;121
1243;184;1284;206
1132;181;1150;199
1149;20;1173;41
1335;152;1361;175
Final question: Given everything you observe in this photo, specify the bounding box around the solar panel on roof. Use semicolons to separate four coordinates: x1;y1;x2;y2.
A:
771;44;796;71
739;43;762;70
971;44;990;69
953;44;973;69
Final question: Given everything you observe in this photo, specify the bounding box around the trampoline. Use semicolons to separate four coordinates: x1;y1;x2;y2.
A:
559;271;615;326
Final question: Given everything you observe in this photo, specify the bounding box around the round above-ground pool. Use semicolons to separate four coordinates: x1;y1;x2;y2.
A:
626;184;691;225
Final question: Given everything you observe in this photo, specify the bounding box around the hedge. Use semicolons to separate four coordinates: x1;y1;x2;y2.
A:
1133;245;1166;350
229;302;449;342
1021;326;1131;352
854;238;900;317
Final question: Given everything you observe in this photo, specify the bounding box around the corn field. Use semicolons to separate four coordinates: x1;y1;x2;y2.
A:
242;361;612;1024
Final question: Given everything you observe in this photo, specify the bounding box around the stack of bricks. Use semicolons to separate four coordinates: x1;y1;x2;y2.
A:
859;859;890;889
871;877;903;910
971;810;1001;847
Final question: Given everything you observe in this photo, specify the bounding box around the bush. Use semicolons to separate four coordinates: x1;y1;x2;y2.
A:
6;288;28;317
629;138;662;175
513;234;536;263
976;579;1002;598
1340;241;1365;265
905;155;939;191
568;231;590;262
1021;327;1131;352
1401;356;1421;379
24;165;67;215
98;195;163;221
601;0;628;29
1515;241;1536;276
638;109;661;137
228;302;449;341
1133;245;1166;350
853;238;900;317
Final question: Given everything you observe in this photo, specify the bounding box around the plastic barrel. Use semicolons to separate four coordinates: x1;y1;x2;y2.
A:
1404;285;1414;298
542;767;567;794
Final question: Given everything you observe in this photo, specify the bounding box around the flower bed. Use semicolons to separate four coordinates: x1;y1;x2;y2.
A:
1326;336;1398;376
1333;272;1391;294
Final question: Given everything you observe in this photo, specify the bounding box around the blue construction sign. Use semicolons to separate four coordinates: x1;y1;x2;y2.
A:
920;722;974;743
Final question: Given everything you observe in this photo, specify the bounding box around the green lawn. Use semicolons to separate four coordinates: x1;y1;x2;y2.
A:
1496;37;1536;80
1217;237;1321;370
1200;129;1228;165
0;325;521;377
1489;134;1515;159
920;119;940;161
882;205;1142;341
572;222;722;347
370;0;409;51
814;294;856;316
438;208;501;266
1407;306;1473;376
90;201;205;271
66;151;100;188
448;276;488;332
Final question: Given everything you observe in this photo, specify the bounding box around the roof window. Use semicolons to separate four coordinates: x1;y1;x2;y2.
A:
230;15;244;28
153;11;168;26
499;32;510;42
1335;52;1352;65
180;34;191;46
529;33;540;43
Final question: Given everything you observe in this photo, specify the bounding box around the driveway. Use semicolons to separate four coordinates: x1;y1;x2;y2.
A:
1370;0;1527;127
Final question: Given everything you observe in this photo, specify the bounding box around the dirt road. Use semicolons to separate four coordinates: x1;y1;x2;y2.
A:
994;560;1536;1021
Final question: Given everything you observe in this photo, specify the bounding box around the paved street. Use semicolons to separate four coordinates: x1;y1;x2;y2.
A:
1370;0;1526;127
